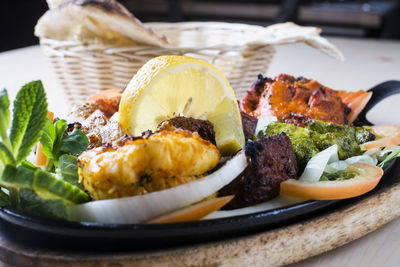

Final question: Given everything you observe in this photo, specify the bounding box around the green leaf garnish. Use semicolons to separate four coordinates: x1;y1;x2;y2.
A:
0;81;89;221
378;148;400;168
0;143;15;165
39;118;56;160
0;189;10;207
56;154;84;190
0;165;88;204
19;189;69;220
60;129;89;155
33;169;89;204
9;81;47;163
0;89;11;149
40;119;88;170
0;164;35;189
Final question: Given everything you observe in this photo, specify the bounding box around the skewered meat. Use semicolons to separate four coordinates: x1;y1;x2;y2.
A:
69;92;120;121
241;111;258;140
241;74;350;126
157;116;216;145
70;111;130;149
218;133;297;209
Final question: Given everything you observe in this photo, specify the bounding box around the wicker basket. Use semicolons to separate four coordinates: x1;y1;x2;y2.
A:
40;22;278;106
40;21;345;107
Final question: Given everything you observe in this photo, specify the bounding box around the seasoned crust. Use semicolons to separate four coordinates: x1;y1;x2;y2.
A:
241;111;258;141
74;0;132;17
219;133;297;209
78;129;220;200
241;74;349;127
158;117;217;145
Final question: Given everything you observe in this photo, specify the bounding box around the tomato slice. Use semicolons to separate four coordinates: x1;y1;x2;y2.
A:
36;111;54;166
371;124;400;139
280;162;383;200
147;195;234;224
337;90;372;123
361;134;400;150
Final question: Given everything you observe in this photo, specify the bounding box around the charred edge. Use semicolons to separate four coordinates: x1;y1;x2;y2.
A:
74;0;131;18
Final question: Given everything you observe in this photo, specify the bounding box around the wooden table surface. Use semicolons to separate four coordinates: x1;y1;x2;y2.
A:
0;37;400;266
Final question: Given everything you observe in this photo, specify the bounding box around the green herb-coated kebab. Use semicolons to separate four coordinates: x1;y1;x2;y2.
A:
259;120;376;172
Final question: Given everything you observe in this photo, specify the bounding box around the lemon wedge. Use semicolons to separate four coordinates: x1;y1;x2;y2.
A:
118;55;245;155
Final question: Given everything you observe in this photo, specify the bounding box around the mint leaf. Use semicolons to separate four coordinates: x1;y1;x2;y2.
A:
40;118;56;160
9;81;47;163
53;119;68;154
0;164;88;205
19;188;69;220
0;89;11;148
0;189;10;207
60;129;89;155
33;169;89;204
0;164;35;189
56;154;83;190
21;160;39;171
41;119;88;169
0;143;15;165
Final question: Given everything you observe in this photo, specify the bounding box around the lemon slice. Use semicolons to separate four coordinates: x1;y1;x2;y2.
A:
119;55;245;155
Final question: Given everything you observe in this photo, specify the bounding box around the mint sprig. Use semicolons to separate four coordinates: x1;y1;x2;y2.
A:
9;81;47;163
0;81;90;220
40;118;89;171
0;89;11;150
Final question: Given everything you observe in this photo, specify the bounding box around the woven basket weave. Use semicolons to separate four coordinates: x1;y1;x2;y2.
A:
40;22;276;106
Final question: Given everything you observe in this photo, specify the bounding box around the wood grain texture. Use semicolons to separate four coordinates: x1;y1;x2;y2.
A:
0;182;399;267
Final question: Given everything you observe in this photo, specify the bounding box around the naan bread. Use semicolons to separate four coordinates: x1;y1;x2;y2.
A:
35;0;169;46
247;22;345;61
46;0;68;9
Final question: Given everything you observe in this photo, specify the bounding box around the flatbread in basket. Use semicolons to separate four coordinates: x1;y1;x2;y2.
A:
34;0;344;105
36;0;169;46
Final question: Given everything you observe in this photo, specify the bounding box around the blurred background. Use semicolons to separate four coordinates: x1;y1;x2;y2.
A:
1;0;399;52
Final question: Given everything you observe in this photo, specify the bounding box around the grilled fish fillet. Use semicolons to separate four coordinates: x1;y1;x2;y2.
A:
78;130;221;200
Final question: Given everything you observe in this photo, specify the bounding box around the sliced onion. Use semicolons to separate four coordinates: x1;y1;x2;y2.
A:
69;151;247;223
363;147;382;157
324;161;348;174
299;144;338;182
377;146;400;161
324;154;377;175
363;146;400;162
203;196;305;220
345;155;377;166
255;115;277;136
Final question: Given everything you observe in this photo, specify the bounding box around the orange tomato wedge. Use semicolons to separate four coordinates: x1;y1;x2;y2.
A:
36;111;54;166
147;195;234;224
280;162;383;200
337;90;372;123
361;134;400;150
360;124;400;150
86;89;122;102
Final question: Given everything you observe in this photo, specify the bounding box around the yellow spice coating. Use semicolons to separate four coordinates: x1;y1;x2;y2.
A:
78;130;221;200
